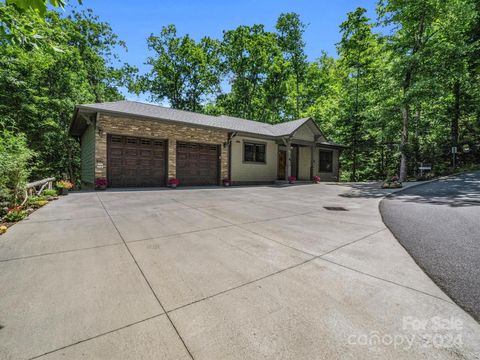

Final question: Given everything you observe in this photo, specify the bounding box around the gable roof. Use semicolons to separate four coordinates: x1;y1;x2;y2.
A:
73;100;336;143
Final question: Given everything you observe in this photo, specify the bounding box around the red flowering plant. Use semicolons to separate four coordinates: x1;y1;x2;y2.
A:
168;178;180;188
4;206;27;222
56;180;73;190
382;174;402;189
313;175;321;183
56;180;73;195
288;176;296;184
95;178;107;189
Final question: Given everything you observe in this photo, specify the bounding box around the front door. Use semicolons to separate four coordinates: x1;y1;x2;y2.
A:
278;150;286;180
291;145;299;178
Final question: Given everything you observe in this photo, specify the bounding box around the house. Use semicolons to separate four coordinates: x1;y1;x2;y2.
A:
69;100;344;188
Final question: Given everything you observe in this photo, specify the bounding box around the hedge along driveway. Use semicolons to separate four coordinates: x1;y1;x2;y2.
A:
0;184;479;359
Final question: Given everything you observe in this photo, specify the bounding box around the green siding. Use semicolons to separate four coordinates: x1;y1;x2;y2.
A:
81;124;95;184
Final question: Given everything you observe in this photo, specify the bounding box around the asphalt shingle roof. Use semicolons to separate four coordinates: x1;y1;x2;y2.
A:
76;100;312;137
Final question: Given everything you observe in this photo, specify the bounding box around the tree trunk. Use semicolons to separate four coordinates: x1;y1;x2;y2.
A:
413;105;421;177
399;104;409;182
399;69;412;182
351;66;360;182
295;72;300;119
451;81;460;168
351;116;358;182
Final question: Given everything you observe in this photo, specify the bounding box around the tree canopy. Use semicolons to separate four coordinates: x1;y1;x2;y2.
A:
0;1;479;187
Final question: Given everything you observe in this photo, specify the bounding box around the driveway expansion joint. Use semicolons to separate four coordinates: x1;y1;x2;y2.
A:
170;197;316;257
29;313;165;359
96;193;196;360
0;242;122;263
317;257;455;305
168;197;455;304
164;226;451;316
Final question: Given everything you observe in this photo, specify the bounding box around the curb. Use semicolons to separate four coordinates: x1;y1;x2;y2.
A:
383;171;469;198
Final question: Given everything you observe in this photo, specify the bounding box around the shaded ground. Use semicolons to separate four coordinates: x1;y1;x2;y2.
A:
380;172;480;321
1;183;479;359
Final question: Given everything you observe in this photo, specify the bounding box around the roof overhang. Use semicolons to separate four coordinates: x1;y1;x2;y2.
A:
317;142;348;149
69;107;97;137
69;103;343;148
70;105;282;139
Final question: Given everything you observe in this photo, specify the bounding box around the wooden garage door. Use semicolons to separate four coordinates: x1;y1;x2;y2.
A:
176;141;219;186
107;135;166;187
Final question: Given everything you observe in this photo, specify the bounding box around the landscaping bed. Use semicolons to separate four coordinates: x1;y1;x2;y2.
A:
0;189;61;235
0;183;75;235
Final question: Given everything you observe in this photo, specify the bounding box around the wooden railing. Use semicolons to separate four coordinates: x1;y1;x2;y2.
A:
21;177;55;205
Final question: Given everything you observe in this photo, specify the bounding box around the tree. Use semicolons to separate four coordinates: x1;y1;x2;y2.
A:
141;25;222;112
0;130;33;205
219;24;287;122
336;7;380;180
0;6;135;182
433;0;478;168
0;0;81;47
276;12;307;119
378;0;447;181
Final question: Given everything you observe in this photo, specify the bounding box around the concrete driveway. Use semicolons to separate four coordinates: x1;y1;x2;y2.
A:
0;184;479;359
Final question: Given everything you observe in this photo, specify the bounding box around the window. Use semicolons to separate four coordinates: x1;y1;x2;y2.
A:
244;142;266;163
319;150;333;172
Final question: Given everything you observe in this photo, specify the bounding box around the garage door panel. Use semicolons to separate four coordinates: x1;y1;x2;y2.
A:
107;135;166;187
176;141;219;186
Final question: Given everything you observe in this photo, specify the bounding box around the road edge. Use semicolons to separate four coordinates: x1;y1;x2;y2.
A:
377;172;480;323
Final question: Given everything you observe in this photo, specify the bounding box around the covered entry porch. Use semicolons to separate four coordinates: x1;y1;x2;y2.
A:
277;139;342;182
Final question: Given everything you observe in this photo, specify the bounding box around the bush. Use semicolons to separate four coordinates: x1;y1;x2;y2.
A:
3;207;28;222
0;130;33;206
28;195;47;203
56;180;73;190
0;188;10;217
42;189;57;197
27;196;49;208
30;200;48;208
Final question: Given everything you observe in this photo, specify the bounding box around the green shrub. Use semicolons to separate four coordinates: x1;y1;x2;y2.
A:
30;200;48;208
28;195;47;204
3;208;28;222
0;188;11;217
42;189;57;197
0;130;34;206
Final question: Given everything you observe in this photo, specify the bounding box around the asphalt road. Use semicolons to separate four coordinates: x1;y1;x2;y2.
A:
380;171;480;321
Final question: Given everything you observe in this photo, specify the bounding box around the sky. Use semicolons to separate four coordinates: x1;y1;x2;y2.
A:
73;0;380;101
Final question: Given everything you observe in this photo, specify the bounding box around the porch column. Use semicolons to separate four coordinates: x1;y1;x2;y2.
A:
310;145;315;179
168;139;176;179
285;139;291;180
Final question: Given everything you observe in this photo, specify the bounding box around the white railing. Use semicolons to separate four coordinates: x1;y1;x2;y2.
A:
21;177;56;205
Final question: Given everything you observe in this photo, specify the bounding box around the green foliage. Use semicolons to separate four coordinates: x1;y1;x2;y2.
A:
30;199;49;208
1;0;82;48
0;130;33;205
0;6;135;183
3;207;28;222
276;12;308;118
7;0;67;16
42;189;57;196
1;2;479;185
219;24;288;122
141;25;222;112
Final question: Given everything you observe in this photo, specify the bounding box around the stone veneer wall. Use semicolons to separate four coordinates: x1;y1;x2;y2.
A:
95;113;229;182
